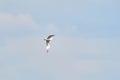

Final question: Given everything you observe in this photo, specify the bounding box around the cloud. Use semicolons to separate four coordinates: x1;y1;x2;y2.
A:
0;35;119;80
0;12;39;38
22;53;104;80
1;35;120;56
53;37;120;56
21;55;100;79
0;35;41;54
0;12;36;28
45;24;81;36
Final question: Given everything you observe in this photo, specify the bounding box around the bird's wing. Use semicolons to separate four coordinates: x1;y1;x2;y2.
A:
46;40;50;53
47;35;55;40
46;40;50;46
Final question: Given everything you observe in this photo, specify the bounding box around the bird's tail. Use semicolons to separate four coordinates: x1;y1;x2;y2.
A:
46;50;48;53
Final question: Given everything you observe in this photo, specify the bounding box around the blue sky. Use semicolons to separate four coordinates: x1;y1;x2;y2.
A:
0;0;120;80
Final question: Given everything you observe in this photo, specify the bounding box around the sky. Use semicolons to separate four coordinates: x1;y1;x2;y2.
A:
0;0;120;80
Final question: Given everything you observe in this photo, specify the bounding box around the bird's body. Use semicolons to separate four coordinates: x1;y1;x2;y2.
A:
44;35;55;53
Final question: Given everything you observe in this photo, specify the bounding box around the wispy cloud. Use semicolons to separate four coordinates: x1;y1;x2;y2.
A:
1;35;120;56
0;12;39;38
0;13;36;28
0;35;41;54
0;29;120;80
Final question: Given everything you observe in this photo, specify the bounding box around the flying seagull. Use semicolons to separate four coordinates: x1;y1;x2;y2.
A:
44;35;55;53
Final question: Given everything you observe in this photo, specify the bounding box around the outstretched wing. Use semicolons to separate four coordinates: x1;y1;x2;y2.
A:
47;35;55;40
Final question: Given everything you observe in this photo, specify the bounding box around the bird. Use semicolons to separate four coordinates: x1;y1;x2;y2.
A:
44;35;55;53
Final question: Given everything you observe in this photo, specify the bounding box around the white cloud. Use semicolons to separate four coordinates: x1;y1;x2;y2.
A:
0;12;39;38
0;12;37;29
0;36;41;55
1;35;120;56
0;35;119;80
53;37;120;56
22;53;104;80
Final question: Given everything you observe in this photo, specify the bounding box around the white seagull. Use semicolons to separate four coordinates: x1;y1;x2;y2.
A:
44;35;55;53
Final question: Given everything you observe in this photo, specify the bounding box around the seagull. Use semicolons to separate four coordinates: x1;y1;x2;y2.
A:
44;35;55;53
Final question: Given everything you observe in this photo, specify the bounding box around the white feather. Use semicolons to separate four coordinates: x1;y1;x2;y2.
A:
46;44;50;50
49;37;53;40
